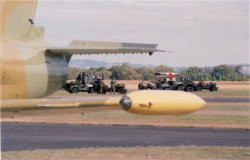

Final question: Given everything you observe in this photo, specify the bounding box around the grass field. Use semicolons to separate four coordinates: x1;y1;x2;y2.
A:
2;104;249;129
1;81;249;160
2;146;250;160
194;89;249;97
52;80;250;97
52;88;250;97
101;80;250;91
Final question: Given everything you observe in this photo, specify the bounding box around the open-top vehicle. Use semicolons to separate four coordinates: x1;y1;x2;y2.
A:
138;72;196;92
64;72;127;94
64;72;95;93
196;80;218;91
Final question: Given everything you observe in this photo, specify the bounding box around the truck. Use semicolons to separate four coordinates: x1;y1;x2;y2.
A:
64;72;127;94
64;72;95;93
138;72;196;92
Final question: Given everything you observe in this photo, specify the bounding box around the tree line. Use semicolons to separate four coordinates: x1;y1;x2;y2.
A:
68;63;249;81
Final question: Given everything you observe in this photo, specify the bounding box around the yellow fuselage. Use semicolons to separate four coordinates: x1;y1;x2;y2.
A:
0;38;69;100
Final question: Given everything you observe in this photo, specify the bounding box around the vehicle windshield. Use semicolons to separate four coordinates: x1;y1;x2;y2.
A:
177;75;190;81
154;74;189;82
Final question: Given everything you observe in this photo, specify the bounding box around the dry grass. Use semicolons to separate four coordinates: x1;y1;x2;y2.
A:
2;83;249;129
52;81;250;97
2;146;250;160
1;104;249;129
52;89;250;98
103;80;250;90
69;80;250;90
103;80;140;90
194;89;250;97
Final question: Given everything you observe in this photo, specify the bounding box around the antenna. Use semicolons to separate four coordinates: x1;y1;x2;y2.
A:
29;18;34;25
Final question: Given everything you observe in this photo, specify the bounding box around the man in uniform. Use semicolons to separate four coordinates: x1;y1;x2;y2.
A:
110;78;117;94
97;77;104;94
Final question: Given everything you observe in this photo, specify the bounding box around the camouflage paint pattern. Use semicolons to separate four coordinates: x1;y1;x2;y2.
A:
0;0;69;100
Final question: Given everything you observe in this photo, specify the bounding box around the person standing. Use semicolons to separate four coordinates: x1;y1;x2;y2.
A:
96;78;104;94
110;78;117;94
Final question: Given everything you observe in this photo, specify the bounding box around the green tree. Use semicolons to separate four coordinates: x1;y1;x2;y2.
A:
181;66;203;81
155;65;173;72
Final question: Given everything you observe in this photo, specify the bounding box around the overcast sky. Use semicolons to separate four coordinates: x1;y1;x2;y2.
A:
35;0;249;67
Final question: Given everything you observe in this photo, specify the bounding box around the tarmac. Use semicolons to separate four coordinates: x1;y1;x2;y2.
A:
2;122;250;152
1;96;250;152
203;97;250;103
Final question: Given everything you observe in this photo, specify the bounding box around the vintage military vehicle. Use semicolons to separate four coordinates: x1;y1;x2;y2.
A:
64;72;127;94
138;72;196;92
196;80;218;91
64;72;95;93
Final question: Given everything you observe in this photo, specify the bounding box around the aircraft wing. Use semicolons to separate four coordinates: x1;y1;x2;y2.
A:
1;97;120;111
46;40;165;55
1;90;206;115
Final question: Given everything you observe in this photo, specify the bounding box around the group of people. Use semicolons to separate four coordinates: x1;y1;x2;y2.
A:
92;77;105;94
92;77;117;94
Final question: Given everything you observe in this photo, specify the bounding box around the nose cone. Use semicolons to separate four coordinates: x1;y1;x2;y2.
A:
123;90;206;115
119;96;132;110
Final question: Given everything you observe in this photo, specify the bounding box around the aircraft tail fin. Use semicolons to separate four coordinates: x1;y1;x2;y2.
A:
0;0;43;40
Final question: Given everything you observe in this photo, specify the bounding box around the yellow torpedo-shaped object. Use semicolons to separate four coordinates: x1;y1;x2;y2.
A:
119;90;206;115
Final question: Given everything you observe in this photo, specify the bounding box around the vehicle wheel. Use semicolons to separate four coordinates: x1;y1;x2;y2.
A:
102;89;107;94
138;83;143;90
196;86;202;91
209;86;216;92
139;87;145;90
177;86;184;91
88;88;95;93
71;88;78;93
186;86;194;92
119;88;126;94
213;86;218;91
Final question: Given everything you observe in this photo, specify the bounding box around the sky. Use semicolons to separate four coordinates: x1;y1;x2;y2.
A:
35;0;249;67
